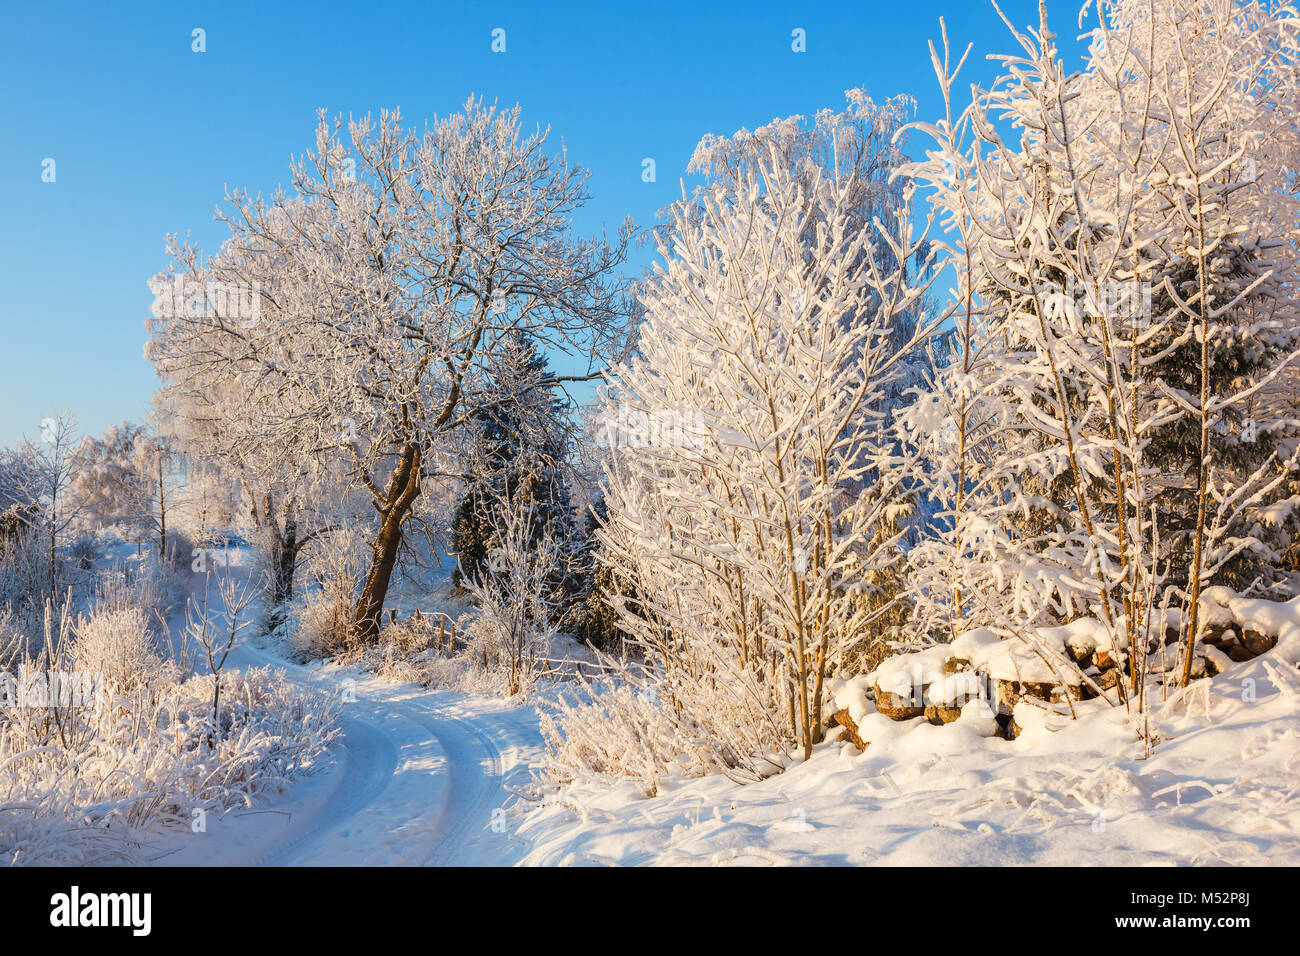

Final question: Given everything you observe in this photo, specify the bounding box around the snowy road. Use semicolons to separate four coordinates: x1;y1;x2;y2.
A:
159;636;545;867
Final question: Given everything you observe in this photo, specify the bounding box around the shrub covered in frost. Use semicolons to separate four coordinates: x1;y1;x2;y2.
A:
72;604;163;693
0;604;340;865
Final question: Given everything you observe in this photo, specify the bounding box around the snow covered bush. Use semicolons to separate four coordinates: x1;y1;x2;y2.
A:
0;521;51;636
538;679;708;797
898;0;1300;701
0;607;31;670
66;534;99;572
290;527;366;659
0;606;340;866
593;92;948;769
378;611;436;655
0;531;184;680
456;491;571;698
294;591;353;660
88;562;188;638
353;611;442;685
72;603;162;694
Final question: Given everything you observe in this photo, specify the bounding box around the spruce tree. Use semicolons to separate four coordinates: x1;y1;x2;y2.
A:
572;494;627;651
451;332;582;619
1143;240;1300;593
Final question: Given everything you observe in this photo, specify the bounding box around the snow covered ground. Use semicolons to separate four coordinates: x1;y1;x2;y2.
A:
515;657;1300;866
141;632;1300;866
123;547;1300;867
150;622;546;866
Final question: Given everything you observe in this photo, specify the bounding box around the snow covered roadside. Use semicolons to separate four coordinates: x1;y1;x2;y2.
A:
112;544;555;867
154;637;547;866
70;543;1296;868
0;541;345;867
515;654;1300;866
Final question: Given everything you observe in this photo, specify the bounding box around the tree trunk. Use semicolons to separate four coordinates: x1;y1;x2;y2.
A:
1181;180;1213;689
353;442;422;642
157;456;168;561
48;523;57;606
275;531;298;605
48;482;57;605
264;512;300;633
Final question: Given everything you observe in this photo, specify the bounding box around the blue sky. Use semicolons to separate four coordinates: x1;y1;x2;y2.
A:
0;0;1089;447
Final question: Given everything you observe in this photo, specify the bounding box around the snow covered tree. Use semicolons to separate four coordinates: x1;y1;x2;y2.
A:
73;422;183;560
147;352;354;632
0;412;87;606
147;101;631;642
181;461;243;543
131;429;182;561
1143;243;1300;594
901;0;1300;697
598;92;948;767
70;422;145;540
451;330;581;617
684;90;932;412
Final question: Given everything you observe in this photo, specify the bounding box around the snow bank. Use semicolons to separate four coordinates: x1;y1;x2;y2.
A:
515;651;1300;865
0;664;340;865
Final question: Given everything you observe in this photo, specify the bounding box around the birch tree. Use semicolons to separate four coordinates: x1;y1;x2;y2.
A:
599;93;948;767
901;0;1300;699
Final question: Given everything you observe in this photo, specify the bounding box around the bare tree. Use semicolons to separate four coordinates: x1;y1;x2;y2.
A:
0;411;86;605
182;569;256;747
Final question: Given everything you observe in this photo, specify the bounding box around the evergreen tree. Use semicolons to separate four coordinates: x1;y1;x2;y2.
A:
1142;240;1300;593
571;494;627;651
451;332;582;620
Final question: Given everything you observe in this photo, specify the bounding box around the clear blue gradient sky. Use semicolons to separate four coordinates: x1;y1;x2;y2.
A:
0;0;1089;447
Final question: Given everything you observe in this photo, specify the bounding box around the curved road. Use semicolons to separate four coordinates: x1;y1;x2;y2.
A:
162;636;544;867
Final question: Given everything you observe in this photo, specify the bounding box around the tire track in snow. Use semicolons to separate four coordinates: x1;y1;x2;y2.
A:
215;637;533;866
253;714;399;867
417;701;505;866
158;552;535;866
